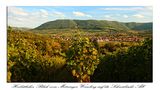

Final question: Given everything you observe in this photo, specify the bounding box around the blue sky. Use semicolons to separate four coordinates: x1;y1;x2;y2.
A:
8;6;152;28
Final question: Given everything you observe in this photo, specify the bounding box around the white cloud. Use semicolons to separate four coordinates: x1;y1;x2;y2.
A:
52;11;65;18
29;9;49;18
8;7;28;16
73;11;92;17
133;14;144;18
103;15;116;21
104;15;111;18
86;15;92;18
8;16;23;22
123;15;128;18
54;12;64;16
8;8;51;28
105;14;129;19
15;17;23;21
145;6;152;11
140;6;152;17
116;14;121;16
101;7;144;11
39;9;48;17
73;11;85;16
100;6;152;21
40;9;48;15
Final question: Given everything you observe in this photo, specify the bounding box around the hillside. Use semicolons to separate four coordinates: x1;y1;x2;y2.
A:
11;27;31;31
35;20;78;30
123;22;152;31
35;19;130;31
34;19;152;31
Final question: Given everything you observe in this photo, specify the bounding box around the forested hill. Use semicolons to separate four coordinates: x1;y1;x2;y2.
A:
34;19;129;31
34;19;152;31
123;22;153;31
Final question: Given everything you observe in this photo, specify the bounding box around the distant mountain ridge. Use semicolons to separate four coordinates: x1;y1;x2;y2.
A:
123;22;152;31
11;27;31;31
35;19;152;31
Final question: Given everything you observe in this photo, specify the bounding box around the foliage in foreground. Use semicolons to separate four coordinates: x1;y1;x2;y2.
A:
7;29;66;82
7;28;152;82
92;38;152;82
66;37;99;82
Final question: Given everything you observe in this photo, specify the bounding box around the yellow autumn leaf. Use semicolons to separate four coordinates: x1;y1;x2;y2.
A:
72;69;76;76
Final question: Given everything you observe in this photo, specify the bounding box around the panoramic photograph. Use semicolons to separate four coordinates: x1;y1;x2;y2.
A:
7;6;152;82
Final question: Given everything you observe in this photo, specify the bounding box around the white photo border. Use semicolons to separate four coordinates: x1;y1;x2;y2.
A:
1;0;159;90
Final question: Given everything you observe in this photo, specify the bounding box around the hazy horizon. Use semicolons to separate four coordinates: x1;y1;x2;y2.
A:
8;6;153;28
8;19;153;29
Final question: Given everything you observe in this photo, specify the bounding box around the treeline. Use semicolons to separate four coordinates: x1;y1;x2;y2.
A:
35;20;129;31
35;19;152;31
92;38;152;82
7;28;152;82
123;22;152;31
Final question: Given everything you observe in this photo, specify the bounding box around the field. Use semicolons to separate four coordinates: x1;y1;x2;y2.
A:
7;27;152;82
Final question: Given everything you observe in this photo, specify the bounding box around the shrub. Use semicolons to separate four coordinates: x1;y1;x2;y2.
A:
92;39;152;82
7;29;66;82
66;37;99;82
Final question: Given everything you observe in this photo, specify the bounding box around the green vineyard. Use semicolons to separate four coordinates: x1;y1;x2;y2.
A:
7;27;152;82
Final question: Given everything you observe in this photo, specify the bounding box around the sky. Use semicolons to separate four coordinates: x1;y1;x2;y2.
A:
8;6;153;28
